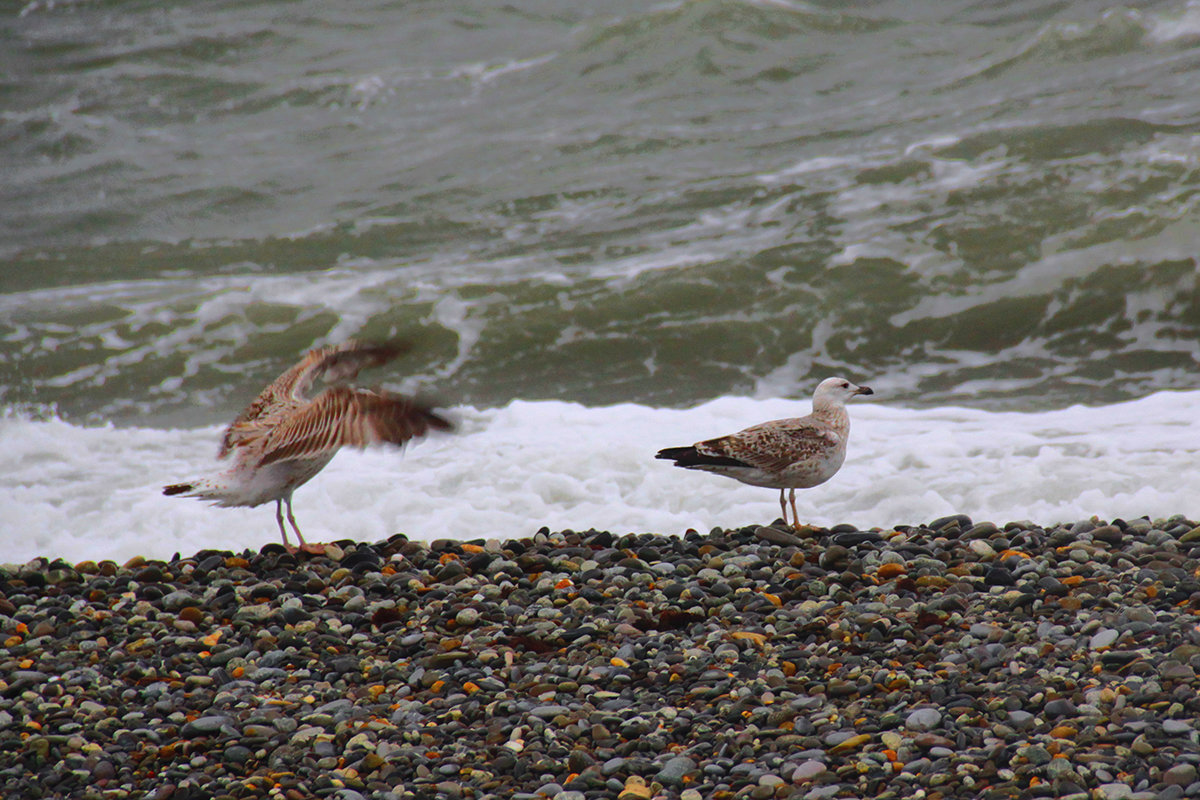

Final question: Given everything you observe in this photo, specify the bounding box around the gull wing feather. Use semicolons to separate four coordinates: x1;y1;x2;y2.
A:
697;419;842;474
255;386;451;467
303;341;411;394
218;340;411;458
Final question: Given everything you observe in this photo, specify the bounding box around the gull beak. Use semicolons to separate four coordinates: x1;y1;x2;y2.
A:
855;385;874;396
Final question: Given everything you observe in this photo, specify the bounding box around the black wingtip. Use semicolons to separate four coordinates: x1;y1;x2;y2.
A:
403;393;455;433
366;340;415;362
656;446;695;461
656;446;750;470
424;407;455;432
326;340;413;375
163;483;192;496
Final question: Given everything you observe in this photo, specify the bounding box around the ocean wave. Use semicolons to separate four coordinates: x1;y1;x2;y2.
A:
5;0;1200;421
948;5;1189;88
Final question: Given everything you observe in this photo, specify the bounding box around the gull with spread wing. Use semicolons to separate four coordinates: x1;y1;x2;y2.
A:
164;340;451;552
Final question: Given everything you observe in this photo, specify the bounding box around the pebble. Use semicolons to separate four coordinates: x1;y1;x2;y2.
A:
656;755;698;786
792;761;827;782
1164;764;1198;786
905;708;941;731
1007;710;1036;730
967;539;996;559
1;516;1198;799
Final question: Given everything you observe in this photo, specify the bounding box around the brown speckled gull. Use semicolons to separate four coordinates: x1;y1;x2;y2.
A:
656;377;872;530
164;340;451;552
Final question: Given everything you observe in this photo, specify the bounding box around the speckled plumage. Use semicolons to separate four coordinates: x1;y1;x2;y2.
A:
657;377;872;529
164;340;451;550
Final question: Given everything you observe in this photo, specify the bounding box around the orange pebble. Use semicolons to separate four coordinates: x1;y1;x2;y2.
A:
731;631;767;647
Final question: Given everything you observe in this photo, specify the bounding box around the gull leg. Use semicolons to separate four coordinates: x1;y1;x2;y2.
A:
285;493;324;554
275;499;293;550
789;489;802;531
284;493;304;547
778;489;789;529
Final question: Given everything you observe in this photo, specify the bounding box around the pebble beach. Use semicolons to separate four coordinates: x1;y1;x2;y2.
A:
4;515;1200;800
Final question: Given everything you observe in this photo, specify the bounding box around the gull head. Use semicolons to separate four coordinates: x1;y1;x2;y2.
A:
812;376;873;410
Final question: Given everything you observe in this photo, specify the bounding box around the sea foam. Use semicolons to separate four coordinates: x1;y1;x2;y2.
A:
2;391;1197;564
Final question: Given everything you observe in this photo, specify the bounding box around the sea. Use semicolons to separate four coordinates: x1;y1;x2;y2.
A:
2;0;1198;564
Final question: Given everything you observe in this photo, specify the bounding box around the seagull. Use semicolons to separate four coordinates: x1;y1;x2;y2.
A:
656;377;872;530
163;340;451;552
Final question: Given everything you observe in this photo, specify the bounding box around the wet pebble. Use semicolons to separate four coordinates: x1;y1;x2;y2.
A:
906;708;941;731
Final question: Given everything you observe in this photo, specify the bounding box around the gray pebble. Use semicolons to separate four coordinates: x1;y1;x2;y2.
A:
906;708;941;731
1163;719;1193;734
792;761;827;782
656;755;698;786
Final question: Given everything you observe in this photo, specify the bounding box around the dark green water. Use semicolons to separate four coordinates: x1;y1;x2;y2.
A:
3;0;1199;424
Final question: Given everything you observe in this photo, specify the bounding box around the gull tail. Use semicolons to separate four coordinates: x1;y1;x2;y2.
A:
162;476;255;508
163;478;231;503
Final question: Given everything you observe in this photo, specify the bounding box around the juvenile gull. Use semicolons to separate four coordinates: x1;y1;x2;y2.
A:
656;377;872;530
164;340;451;552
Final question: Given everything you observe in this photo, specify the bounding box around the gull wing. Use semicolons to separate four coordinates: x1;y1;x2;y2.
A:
697;419;842;475
255;386;451;467
218;340;411;458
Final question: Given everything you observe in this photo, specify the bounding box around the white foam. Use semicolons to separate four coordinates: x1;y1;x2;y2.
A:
2;391;1197;565
1144;1;1200;44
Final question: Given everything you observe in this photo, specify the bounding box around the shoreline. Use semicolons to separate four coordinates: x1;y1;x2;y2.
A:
3;515;1200;799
